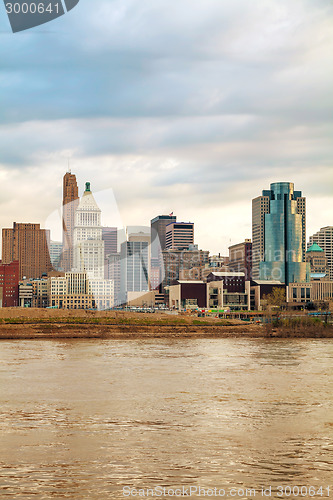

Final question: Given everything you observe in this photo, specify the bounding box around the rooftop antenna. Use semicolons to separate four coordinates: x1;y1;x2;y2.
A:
67;157;71;174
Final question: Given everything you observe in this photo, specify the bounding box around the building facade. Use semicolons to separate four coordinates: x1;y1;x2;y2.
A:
306;243;329;280
106;252;121;305
151;214;177;260
165;222;194;251
162;249;209;291
49;241;63;270
73;182;104;279
308;227;333;280
2;223;52;280
62;171;79;272
120;238;150;302
0;260;19;307
168;279;250;311
228;239;252;280
252;182;309;285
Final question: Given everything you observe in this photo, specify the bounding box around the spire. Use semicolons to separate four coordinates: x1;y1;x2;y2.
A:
77;182;101;212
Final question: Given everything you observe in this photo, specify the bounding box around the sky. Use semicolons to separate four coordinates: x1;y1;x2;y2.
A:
0;0;332;255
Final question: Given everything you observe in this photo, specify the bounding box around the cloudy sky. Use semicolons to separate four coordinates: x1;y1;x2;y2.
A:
0;0;332;254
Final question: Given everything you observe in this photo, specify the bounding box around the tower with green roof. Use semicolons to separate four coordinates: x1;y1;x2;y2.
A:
306;242;329;279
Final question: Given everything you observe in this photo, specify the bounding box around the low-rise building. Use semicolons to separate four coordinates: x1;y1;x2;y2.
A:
19;282;34;307
0;260;19;307
48;272;113;309
249;280;285;310
168;279;250;311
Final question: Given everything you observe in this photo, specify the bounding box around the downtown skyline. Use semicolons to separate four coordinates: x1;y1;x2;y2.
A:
0;0;332;254
0;170;331;257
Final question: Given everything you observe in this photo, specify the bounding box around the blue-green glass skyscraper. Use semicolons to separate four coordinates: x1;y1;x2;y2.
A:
253;182;310;284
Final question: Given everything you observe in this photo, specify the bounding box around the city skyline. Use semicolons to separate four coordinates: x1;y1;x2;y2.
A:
0;172;331;258
0;0;332;255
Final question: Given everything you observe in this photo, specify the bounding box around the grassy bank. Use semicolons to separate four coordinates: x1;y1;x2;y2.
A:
0;308;332;339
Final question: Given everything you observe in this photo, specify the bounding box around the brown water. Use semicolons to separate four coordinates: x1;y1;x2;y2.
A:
0;338;332;499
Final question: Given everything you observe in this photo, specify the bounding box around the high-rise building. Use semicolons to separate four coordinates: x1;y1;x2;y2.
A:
252;194;270;279
252;182;309;285
102;227;118;278
151;214;177;260
2;223;52;280
107;252;121;305
73;182;104;279
102;227;117;254
165;222;194;251
0;260;19;307
71;182;114;309
120;231;150;302
62;171;79;272
228;239;252;280
49;241;63;270
308;227;333;280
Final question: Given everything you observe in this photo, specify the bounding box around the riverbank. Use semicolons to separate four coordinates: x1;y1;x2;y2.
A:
0;308;332;338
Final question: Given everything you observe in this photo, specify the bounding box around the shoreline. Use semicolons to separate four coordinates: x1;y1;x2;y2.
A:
0;323;332;339
0;309;332;339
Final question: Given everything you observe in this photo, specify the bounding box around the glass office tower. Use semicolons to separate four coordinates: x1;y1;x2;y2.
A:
255;182;310;284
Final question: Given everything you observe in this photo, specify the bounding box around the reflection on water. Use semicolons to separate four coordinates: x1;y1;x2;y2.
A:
0;338;332;499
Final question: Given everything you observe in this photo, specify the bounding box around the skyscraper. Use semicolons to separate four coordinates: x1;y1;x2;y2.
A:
120;235;150;302
72;182;114;309
165;222;194;251
2;223;52;280
228;239;252;280
102;227;118;255
252;182;309;285
73;182;104;279
308;226;333;280
102;227;118;278
49;241;63;270
62;171;79;272
151;214;177;260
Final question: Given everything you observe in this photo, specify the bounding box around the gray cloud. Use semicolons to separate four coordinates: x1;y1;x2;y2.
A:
0;0;332;252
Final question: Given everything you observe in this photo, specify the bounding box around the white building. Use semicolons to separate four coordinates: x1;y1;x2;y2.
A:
73;182;105;279
89;278;114;310
48;272;114;310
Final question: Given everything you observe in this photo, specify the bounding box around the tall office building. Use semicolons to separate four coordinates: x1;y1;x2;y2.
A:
102;227;118;255
252;182;309;285
49;241;63;270
73;182;104;279
228;239;252;280
151;214;177;260
252;195;270;279
102;227;118;278
2;223;52;280
62;171;79;271
308;227;333;280
107;252;121;305
120;231;150;302
165;222;194;251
